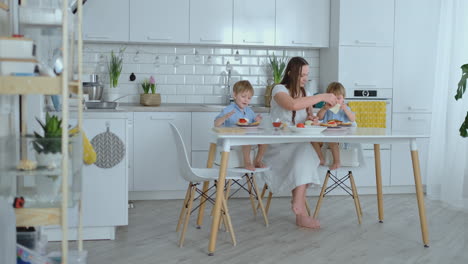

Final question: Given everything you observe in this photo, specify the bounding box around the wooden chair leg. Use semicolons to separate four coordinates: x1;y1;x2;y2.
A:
257;183;267;211
251;173;269;227
176;183;192;232
313;171;331;219
225;179;232;200
305;199;311;216
349;172;362;224
179;184;196;247
265;191;273;215
221;196;237;246
245;174;257;217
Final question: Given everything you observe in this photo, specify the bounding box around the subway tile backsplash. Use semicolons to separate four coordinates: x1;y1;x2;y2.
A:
83;43;320;105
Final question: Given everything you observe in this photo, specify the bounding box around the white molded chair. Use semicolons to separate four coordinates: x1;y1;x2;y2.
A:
313;143;365;224
170;123;241;247
213;146;270;227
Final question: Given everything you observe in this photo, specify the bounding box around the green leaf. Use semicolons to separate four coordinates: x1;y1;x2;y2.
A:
460;111;468;138
455;64;468;100
268;54;288;84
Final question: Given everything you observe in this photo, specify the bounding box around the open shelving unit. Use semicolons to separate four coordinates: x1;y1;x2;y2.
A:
0;0;85;263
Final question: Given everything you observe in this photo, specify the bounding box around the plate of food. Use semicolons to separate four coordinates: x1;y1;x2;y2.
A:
289;124;326;134
236;118;260;127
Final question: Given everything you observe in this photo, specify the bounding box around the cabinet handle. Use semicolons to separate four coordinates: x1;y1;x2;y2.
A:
147;36;172;41
243;40;264;44
150;116;174;120
200;38;222;43
354;40;377;45
354;83;377;87
291;40;315;45
407;117;427;122
408;106;428;112
85;34;110;39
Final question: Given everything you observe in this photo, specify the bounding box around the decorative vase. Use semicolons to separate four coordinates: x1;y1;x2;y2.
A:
35;152;62;169
102;87;121;102
264;84;274;107
140;93;161;106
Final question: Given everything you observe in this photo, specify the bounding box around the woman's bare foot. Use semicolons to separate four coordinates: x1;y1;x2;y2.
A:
329;162;341;170
254;160;266;168
296;215;321;229
319;158;325;166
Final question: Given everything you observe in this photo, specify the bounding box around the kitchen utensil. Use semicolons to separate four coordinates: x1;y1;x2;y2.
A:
85;101;117;109
82;81;103;101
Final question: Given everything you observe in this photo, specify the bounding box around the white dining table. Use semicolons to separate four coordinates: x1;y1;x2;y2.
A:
202;126;430;255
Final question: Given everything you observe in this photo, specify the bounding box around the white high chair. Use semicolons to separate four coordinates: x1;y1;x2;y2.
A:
313;143;365;224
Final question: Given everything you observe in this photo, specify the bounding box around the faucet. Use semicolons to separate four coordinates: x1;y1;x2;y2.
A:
225;61;234;104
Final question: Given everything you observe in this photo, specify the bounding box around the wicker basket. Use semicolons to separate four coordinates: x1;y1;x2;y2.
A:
140;93;161;106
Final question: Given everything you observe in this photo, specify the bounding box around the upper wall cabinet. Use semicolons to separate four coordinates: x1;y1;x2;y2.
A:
190;0;233;45
338;0;394;46
233;0;275;46
83;0;129;42
129;0;189;43
276;0;330;47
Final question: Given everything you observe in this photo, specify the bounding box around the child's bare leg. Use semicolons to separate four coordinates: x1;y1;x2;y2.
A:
254;144;267;168
329;143;341;170
242;145;255;171
311;142;325;165
292;185;320;229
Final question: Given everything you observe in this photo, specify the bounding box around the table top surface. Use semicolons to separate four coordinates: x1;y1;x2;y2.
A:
212;127;429;139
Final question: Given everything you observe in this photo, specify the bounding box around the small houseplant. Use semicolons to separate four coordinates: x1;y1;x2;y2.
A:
107;49;124;89
140;76;161;106
265;54;287;107
32;112;64;173
456;63;468;137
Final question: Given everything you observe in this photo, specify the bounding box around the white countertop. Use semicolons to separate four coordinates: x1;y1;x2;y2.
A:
81;103;271;113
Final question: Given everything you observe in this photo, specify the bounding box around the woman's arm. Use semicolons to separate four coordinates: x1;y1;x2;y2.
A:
274;92;337;111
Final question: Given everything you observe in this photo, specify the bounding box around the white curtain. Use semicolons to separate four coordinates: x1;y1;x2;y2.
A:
427;0;468;210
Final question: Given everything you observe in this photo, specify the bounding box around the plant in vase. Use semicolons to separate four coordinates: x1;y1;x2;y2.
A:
33;112;63;169
456;63;468;137
265;54;287;107
105;48;125;101
140;76;161;106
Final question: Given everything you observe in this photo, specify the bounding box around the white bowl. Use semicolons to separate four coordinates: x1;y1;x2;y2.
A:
289;125;326;134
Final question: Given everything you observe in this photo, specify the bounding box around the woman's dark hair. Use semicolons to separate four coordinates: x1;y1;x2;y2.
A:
280;57;310;124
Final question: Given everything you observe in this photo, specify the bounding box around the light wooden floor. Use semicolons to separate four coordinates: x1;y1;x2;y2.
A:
49;194;468;264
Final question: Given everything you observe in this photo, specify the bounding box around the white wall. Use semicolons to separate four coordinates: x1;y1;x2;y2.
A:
82;43;321;105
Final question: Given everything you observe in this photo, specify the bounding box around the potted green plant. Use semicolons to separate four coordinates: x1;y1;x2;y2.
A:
33;112;63;168
456;63;468;137
140;76;161;106
265;54;287;107
107;49;124;89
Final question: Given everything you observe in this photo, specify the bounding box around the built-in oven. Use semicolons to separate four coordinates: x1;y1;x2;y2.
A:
345;89;392;130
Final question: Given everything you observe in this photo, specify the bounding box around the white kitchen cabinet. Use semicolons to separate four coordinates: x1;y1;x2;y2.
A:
190;0;233;45
392;0;439;113
82;0;129;42
45;113;130;241
233;0;275;46
338;0;394;46
339;46;394;90
129;0;189;43
320;0;394;92
276;0;330;47
133;112;191;191
391;113;431;186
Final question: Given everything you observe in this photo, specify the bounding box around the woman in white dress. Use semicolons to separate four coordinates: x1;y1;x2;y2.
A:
263;57;337;228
